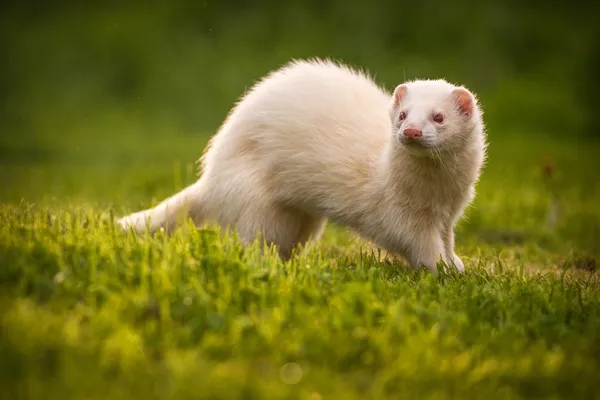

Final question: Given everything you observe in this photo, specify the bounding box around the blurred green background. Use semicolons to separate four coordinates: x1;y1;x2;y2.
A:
1;0;599;206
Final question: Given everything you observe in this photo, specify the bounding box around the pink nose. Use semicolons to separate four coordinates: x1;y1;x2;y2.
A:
403;128;422;140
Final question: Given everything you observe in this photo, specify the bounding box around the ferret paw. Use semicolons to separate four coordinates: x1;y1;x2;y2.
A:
449;254;465;272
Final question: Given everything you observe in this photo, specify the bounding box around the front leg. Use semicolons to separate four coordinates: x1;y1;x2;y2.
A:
441;222;464;272
404;226;449;274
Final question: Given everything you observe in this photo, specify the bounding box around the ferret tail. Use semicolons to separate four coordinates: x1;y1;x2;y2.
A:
117;181;208;234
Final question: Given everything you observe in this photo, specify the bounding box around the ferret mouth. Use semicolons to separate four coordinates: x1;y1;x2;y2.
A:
398;136;440;156
399;136;431;149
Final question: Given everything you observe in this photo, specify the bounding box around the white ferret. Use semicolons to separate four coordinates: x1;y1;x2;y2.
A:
118;58;487;273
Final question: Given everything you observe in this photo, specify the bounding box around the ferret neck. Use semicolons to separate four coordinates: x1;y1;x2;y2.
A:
378;138;479;189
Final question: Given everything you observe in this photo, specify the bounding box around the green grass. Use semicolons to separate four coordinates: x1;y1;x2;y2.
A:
1;130;600;399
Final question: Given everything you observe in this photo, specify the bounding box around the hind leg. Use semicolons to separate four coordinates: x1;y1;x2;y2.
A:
235;204;326;260
291;214;327;257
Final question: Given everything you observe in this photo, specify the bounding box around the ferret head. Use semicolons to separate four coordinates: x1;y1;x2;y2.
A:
389;79;482;155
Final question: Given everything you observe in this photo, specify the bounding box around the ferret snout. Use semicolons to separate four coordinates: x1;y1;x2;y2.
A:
403;128;422;140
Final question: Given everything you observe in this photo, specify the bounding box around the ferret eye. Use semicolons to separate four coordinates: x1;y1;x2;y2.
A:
432;113;444;123
399;111;407;121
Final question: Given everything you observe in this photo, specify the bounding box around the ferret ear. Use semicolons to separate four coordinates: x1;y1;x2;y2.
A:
392;84;407;108
451;88;474;117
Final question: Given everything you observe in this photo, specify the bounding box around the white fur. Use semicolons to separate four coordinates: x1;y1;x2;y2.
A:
118;58;487;273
